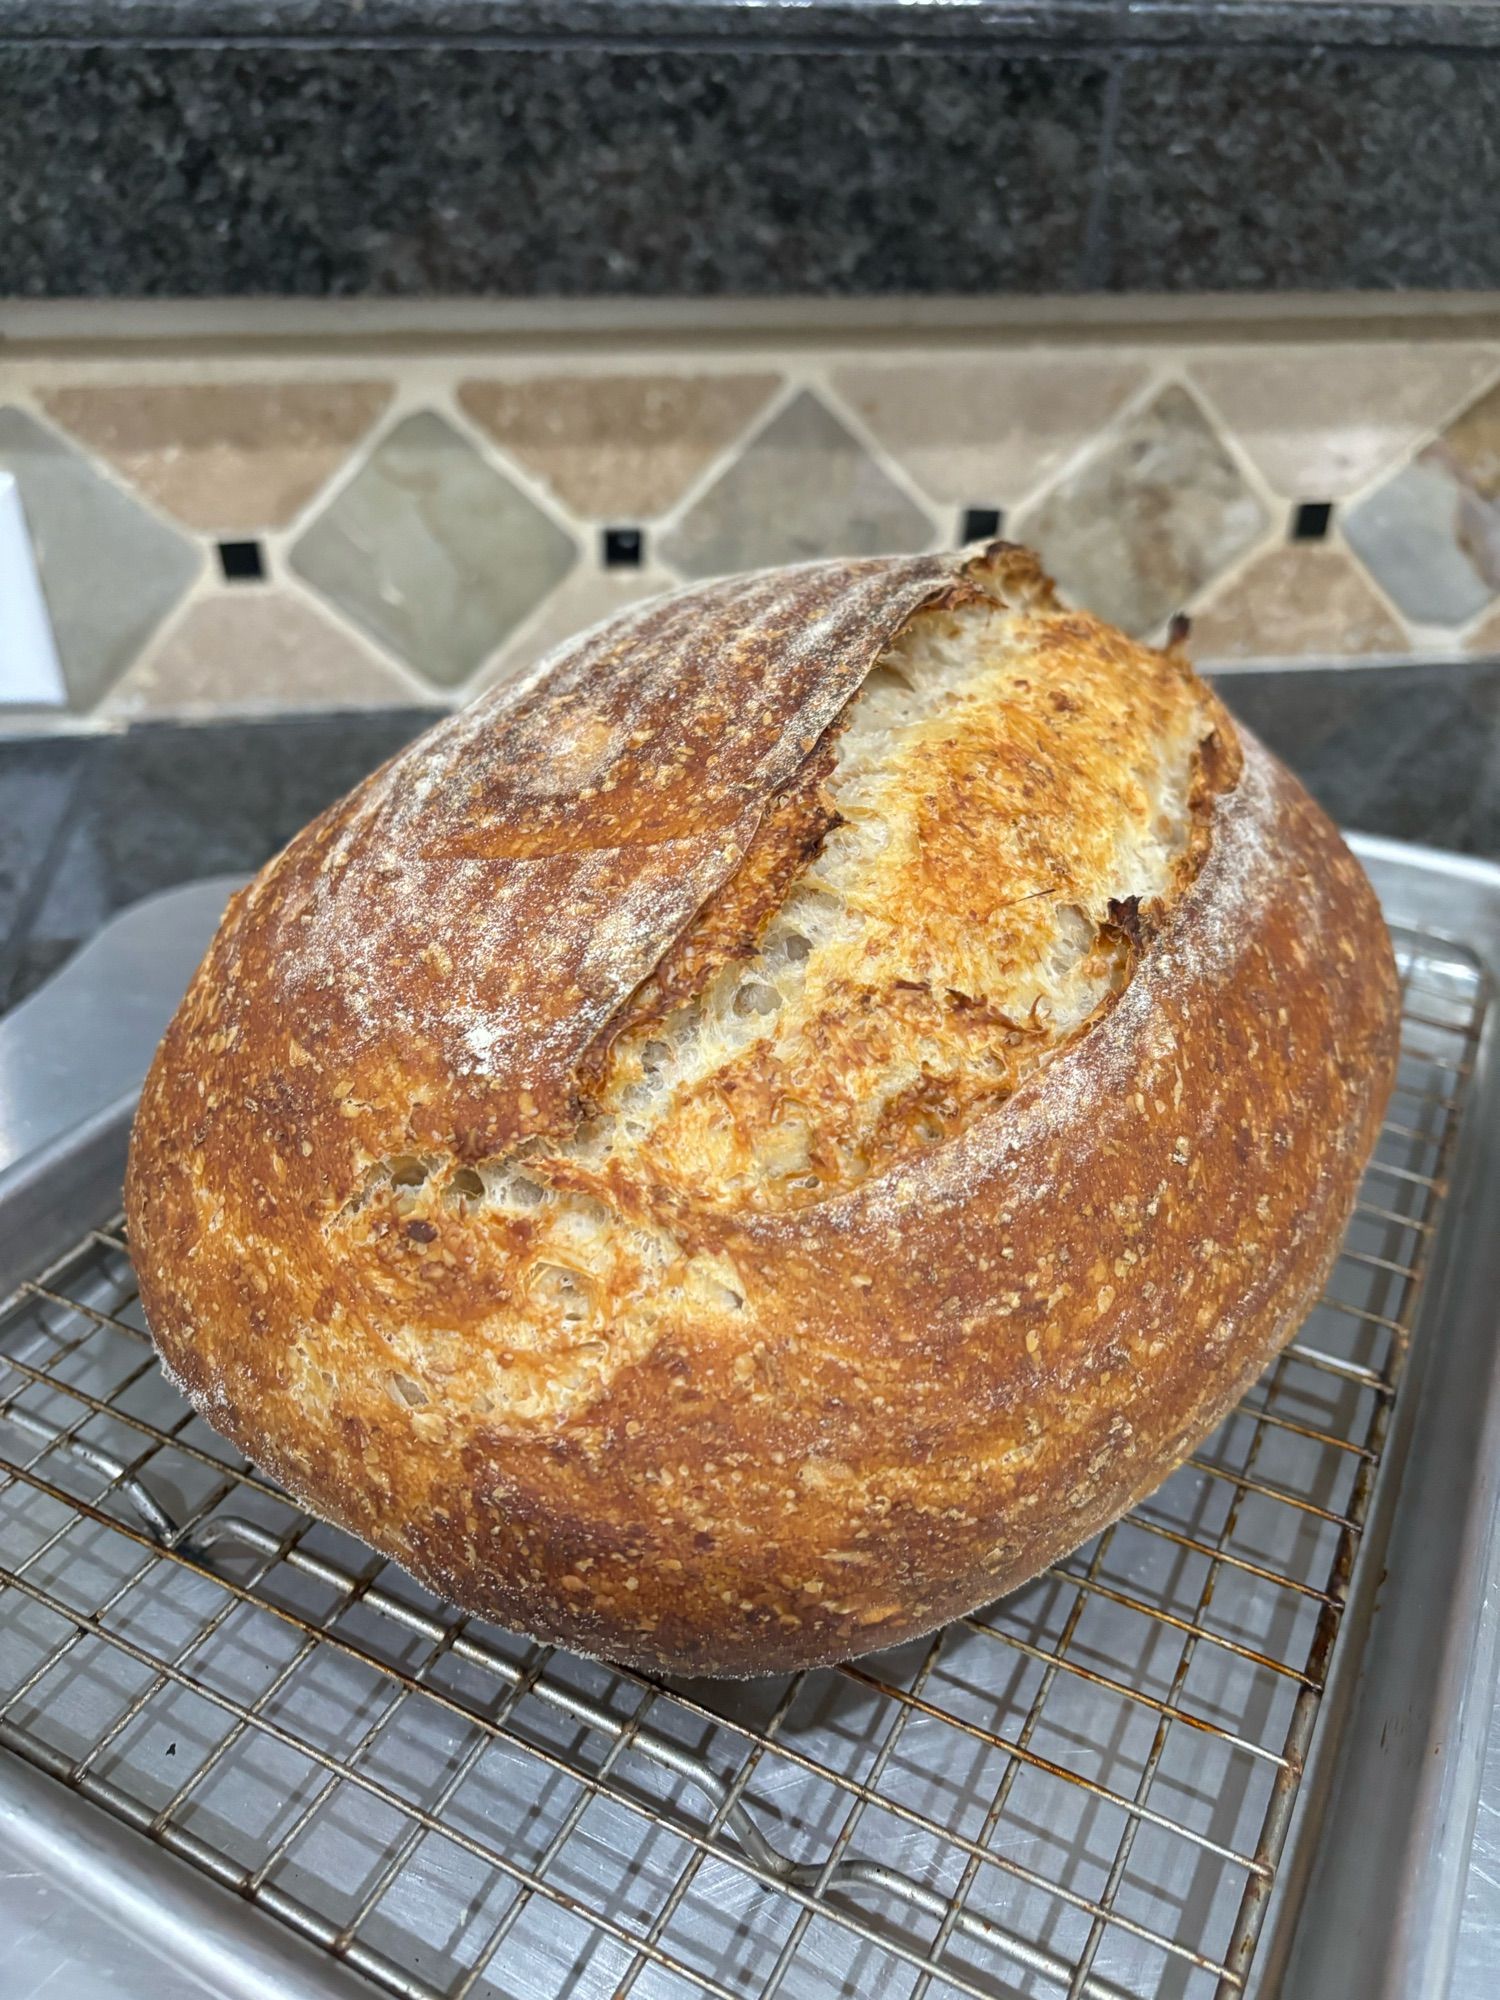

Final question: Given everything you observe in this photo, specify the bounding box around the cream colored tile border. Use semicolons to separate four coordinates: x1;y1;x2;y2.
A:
9;292;1500;351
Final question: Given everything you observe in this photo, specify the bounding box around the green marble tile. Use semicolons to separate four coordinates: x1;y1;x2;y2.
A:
0;405;201;711
291;410;578;688
1345;381;1500;628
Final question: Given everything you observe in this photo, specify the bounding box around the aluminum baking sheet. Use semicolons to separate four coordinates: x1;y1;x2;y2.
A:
0;837;1496;2000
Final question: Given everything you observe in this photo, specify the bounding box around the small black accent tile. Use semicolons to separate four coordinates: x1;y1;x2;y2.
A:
603;526;644;568
218;540;266;582
961;507;1003;544
1292;502;1333;542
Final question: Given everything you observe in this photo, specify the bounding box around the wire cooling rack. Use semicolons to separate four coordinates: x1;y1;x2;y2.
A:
0;922;1487;2000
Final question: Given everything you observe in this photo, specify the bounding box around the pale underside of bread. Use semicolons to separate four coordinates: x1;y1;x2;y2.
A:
126;543;1400;1676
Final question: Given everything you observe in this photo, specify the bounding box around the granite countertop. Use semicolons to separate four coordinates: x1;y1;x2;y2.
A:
5;0;1500;296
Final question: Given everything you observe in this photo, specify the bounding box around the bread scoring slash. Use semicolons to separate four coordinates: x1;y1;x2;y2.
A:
126;542;1400;1676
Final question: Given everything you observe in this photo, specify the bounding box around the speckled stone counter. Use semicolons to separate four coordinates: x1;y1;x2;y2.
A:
4;0;1500;297
2;658;1496;1012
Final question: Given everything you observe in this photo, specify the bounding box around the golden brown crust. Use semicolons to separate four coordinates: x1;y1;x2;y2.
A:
126;543;1399;1677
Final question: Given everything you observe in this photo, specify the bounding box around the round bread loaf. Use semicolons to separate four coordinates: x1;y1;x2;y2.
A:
127;543;1399;1676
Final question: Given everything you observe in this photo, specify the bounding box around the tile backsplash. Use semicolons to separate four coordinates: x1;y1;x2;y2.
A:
6;314;1500;727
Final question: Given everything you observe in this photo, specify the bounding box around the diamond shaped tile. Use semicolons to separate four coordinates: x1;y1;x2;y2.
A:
658;390;935;579
1187;545;1407;664
100;591;422;720
1343;381;1500;627
831;355;1150;511
290;411;577;687
1188;345;1500;499
0;405;201;710
457;373;780;519
1011;385;1270;636
38;379;393;533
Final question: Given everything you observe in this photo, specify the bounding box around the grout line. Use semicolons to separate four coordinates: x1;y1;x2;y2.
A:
643;371;807;557
1077;57;1126;291
1165;376;1291;646
1002;355;1200;557
1312;347;1500;519
267;383;401;545
439;386;591;553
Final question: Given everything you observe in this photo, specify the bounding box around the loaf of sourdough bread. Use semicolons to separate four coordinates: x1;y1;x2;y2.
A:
126;543;1399;1676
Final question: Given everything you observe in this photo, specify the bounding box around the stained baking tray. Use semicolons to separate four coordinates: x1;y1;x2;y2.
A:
0;836;1497;2000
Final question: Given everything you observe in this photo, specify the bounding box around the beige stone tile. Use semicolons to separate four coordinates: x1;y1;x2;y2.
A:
1188;545;1409;664
475;565;677;692
1186;345;1500;499
830;354;1150;510
660;389;936;579
37;379;393;531
457;372;780;518
100;590;419;719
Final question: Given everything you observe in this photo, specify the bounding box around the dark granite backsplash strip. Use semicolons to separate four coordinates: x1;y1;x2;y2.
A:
0;0;1119;48
1215;660;1500;859
0;737;89;1011
1102;50;1500;294
0;47;1111;298
7;0;1500;296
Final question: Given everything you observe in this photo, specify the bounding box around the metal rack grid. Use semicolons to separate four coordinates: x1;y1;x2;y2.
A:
0;922;1487;2000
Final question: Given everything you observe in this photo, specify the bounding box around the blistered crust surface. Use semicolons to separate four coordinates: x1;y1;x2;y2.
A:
127;547;1400;1676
